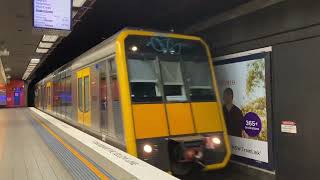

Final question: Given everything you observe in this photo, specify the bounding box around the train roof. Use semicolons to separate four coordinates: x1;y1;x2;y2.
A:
36;27;201;85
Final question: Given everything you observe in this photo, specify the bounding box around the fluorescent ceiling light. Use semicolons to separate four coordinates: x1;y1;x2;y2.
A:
73;0;86;7
4;67;11;72
36;48;49;53
30;58;40;64
72;10;78;18
42;35;59;42
39;42;53;49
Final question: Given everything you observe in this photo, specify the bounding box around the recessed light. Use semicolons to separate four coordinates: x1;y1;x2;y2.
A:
42;35;59;42
39;42;53;48
73;0;87;8
72;10;78;18
30;58;40;64
36;48;49;53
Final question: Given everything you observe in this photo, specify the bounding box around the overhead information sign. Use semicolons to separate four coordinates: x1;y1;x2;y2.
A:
33;0;72;30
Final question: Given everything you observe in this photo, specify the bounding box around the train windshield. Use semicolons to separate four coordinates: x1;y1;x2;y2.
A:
125;35;216;103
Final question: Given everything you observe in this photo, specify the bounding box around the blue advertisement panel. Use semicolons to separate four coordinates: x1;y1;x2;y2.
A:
0;90;6;106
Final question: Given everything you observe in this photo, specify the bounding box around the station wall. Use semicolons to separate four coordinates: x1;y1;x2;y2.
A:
199;0;320;56
6;80;25;107
196;0;320;179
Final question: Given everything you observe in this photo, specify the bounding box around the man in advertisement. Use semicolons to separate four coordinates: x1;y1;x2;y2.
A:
222;88;247;138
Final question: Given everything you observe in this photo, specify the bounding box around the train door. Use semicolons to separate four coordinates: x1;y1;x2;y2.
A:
53;75;60;116
108;57;124;141
105;57;116;138
77;68;91;127
57;75;62;117
99;60;108;132
38;86;42;108
46;82;52;111
42;85;45;110
60;72;66;119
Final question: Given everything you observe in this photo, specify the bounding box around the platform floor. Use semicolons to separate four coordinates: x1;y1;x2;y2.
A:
0;108;275;180
0;108;73;180
180;163;275;180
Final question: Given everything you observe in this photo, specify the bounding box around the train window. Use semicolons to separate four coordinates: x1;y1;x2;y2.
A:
78;78;83;112
160;59;187;102
125;35;217;103
127;58;162;102
183;56;216;101
84;76;90;112
110;60;117;75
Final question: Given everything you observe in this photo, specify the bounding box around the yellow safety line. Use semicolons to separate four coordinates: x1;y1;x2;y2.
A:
30;113;109;180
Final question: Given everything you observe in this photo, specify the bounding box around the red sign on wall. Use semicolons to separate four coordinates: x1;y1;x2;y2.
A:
281;120;297;134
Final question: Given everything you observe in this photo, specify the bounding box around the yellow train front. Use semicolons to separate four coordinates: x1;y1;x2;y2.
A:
34;28;231;175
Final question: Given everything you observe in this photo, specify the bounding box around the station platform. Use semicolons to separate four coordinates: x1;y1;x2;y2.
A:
0;108;73;180
0;108;178;180
0;108;274;180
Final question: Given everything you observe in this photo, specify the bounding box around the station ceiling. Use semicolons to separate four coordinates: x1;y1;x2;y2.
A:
0;0;251;84
0;0;42;80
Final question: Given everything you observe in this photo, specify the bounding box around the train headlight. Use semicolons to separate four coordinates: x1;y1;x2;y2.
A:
205;136;223;149
143;144;153;153
131;45;138;52
211;137;221;145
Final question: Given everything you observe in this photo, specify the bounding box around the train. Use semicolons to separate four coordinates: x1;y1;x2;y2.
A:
34;28;231;175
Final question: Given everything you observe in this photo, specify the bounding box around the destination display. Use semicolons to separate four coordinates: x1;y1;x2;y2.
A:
33;0;72;30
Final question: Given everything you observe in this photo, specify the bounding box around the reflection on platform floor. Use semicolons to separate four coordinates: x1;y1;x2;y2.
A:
179;164;275;180
0;108;73;180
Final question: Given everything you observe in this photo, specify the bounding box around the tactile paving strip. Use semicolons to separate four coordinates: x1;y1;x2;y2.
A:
30;114;115;180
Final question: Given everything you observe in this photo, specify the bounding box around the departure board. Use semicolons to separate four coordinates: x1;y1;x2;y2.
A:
33;0;72;30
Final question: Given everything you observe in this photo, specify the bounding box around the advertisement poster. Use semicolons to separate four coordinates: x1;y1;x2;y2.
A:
215;52;270;164
0;90;6;106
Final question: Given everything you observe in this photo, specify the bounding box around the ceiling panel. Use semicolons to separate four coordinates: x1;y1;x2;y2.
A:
0;0;42;79
31;0;251;84
0;0;251;82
